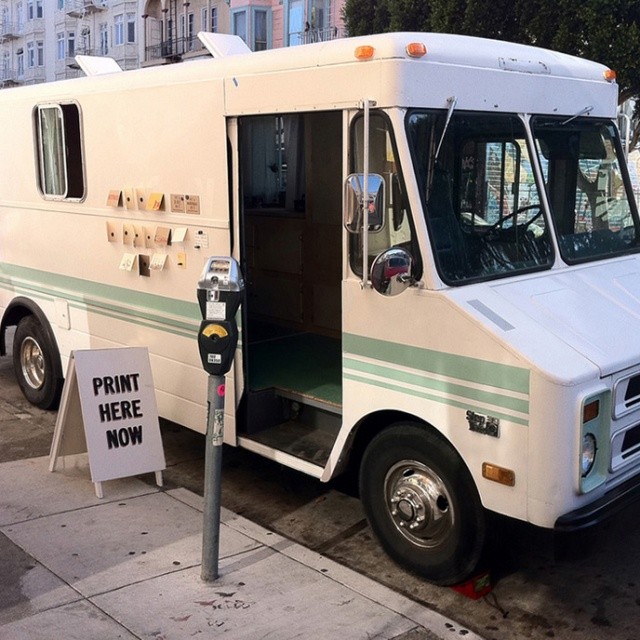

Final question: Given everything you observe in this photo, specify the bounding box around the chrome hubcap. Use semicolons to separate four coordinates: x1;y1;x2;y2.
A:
384;460;454;548
20;336;45;390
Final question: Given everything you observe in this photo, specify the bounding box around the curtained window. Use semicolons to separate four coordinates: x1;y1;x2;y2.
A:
36;103;85;200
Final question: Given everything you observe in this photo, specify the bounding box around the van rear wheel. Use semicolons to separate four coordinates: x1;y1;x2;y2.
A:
359;423;486;585
13;316;63;410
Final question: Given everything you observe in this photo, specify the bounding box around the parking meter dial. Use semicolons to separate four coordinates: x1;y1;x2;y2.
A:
198;321;238;376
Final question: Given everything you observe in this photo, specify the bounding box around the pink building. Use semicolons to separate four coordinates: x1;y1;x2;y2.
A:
228;0;346;50
142;0;346;66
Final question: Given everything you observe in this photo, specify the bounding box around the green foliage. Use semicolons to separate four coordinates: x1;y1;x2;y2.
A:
343;0;640;134
342;0;391;35
388;0;432;32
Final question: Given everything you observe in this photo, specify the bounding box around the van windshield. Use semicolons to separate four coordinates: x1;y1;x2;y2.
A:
531;116;640;263
407;110;553;285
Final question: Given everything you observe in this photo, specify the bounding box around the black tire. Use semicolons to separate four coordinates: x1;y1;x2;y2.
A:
359;423;486;585
12;316;63;410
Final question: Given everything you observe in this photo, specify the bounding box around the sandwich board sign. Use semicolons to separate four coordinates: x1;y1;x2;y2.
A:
49;347;166;498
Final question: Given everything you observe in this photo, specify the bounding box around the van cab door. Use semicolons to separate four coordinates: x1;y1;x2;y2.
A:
340;106;423;428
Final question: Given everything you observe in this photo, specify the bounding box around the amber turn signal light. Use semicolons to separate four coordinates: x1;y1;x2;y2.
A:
482;462;516;487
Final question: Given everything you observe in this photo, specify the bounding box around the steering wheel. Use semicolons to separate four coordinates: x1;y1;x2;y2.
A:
486;203;543;232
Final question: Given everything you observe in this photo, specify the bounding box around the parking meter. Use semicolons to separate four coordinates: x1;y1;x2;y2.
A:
197;257;244;376
197;256;244;583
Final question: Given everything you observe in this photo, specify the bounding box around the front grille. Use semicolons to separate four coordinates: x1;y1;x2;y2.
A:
622;424;640;460
613;372;640;418
611;421;640;471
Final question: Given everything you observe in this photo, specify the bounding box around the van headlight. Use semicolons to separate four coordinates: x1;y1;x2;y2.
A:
580;392;610;493
581;433;597;477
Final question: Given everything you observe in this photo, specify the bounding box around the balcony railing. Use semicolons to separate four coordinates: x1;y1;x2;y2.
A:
0;68;22;86
145;36;205;62
292;25;347;45
65;0;106;18
0;21;22;40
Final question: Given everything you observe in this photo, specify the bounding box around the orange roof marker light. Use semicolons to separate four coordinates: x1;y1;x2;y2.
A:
406;42;427;58
354;45;375;61
603;69;617;82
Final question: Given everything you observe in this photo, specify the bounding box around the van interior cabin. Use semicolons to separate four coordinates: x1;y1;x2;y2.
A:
237;110;343;466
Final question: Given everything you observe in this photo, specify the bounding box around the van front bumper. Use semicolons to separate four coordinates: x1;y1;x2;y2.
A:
555;473;640;532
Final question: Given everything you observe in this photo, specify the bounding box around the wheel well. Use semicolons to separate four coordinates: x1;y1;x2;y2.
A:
0;299;62;382
344;410;433;479
0;299;34;356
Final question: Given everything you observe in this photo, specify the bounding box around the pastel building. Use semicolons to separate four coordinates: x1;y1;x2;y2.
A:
0;0;346;86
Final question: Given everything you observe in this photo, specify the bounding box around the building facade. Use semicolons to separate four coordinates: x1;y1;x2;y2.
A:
0;0;345;87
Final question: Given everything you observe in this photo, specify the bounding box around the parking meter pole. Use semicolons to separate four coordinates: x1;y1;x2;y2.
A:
197;256;244;584
201;374;225;582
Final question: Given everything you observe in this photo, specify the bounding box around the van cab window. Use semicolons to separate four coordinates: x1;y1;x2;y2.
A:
531;116;640;263
407;111;553;285
349;112;420;278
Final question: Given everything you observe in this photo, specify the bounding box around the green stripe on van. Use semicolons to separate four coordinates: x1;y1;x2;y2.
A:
343;333;529;395
344;372;529;426
0;262;200;335
343;356;529;415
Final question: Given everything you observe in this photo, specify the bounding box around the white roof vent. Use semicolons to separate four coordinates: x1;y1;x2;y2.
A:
197;32;251;58
75;55;123;76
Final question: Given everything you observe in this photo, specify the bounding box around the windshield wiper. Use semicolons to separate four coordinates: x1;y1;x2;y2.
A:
434;96;457;161
560;105;593;126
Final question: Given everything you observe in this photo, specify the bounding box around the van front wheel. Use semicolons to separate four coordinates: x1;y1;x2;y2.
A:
359;423;486;585
13;316;63;410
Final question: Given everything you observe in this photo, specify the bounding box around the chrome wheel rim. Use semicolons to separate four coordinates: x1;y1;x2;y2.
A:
20;336;45;390
384;460;455;548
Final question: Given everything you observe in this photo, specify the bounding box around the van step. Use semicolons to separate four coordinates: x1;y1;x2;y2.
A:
276;388;342;415
242;420;336;467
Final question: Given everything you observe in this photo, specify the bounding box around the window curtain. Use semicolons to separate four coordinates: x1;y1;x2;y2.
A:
284;114;304;210
242;117;278;206
39;107;66;196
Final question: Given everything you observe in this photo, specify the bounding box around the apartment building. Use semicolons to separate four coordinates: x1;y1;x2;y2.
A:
0;0;145;85
0;0;345;87
143;0;346;64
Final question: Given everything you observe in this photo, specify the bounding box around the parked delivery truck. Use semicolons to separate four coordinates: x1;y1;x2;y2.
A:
1;31;640;585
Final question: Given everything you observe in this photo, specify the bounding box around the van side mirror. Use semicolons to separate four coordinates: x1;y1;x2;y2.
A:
344;173;385;234
370;247;413;296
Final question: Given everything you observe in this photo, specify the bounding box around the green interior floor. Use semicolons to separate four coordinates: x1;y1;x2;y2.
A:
247;331;342;408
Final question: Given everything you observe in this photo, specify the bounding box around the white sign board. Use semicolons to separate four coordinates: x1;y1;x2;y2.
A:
50;348;166;497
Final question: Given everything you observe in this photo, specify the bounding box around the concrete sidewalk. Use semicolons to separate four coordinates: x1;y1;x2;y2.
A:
0;455;483;640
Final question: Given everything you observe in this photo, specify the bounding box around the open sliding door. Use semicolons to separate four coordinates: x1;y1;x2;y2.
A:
228;110;344;475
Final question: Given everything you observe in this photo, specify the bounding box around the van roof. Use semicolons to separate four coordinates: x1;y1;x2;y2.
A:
0;32;616;118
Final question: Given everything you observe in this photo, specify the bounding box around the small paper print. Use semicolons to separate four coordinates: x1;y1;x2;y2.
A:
185;194;200;214
119;253;137;271
124;188;136;210
106;190;122;207
172;227;188;243
154;226;171;246
147;193;164;211
136;189;147;210
171;194;186;213
138;254;151;277
133;225;143;247
122;223;134;245
106;221;118;243
143;226;154;248
150;253;168;271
